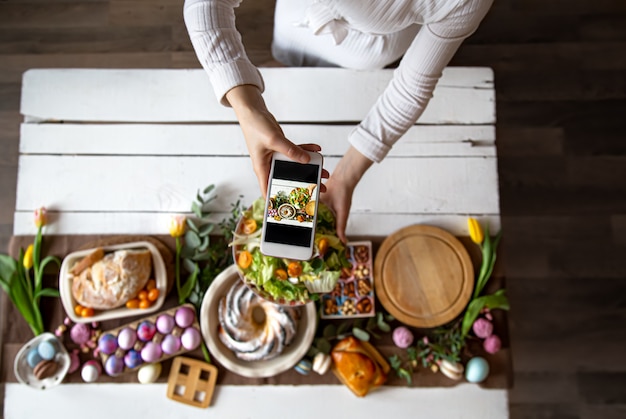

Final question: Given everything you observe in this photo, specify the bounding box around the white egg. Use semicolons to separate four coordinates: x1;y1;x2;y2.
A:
137;362;162;384
117;327;137;351
81;361;101;383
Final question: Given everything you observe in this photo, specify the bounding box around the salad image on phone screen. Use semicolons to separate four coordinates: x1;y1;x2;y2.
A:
267;182;317;227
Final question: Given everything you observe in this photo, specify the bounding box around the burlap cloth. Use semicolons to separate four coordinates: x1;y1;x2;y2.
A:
1;235;512;388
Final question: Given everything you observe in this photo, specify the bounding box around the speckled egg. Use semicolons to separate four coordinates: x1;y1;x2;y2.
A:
137;321;157;342
465;357;490;383
104;355;125;377
137;363;161;384
141;341;163;363
98;333;118;355
124;349;143;369
175;307;195;328
81;360;101;383
180;327;201;350
37;339;57;360
117;327;137;350
26;348;43;368
156;314;175;335
161;334;181;355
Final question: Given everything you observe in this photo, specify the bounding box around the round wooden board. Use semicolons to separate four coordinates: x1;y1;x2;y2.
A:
374;225;474;328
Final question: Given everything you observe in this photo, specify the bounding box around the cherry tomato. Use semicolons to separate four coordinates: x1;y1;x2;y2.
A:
147;288;160;302
139;299;152;309
318;238;329;256
126;299;140;309
74;304;84;316
237;250;253;270
275;269;288;280
242;218;257;235
80;307;94;317
287;261;302;277
146;279;156;291
137;290;149;301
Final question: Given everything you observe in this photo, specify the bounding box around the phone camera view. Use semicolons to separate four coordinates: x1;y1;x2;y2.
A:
265;160;320;248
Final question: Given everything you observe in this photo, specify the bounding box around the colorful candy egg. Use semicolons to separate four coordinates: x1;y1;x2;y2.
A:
175;307;195;328
98;333;118;355
81;360;101;383
104;355;125;376
180;327;201;350
124;349;143;369
136;321;156;342
294;359;312;375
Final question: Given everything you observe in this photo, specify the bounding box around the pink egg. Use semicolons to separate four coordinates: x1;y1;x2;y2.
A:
70;323;91;345
181;327;201;350
161;334;181;355
137;321;156;342
141;342;163;363
117;327;137;350
175;307;195;328
156;314;175;334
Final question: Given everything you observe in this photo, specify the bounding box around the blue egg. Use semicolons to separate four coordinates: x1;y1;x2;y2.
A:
294;359;312;375
124;349;143;369
26;348;43;368
37;340;57;361
465;357;489;383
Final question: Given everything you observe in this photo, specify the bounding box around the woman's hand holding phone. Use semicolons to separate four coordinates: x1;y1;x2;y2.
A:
225;85;327;197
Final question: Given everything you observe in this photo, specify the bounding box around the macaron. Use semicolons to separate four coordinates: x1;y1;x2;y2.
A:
439;359;464;380
294;359;312;375
26;348;43;368
312;352;331;375
33;359;59;380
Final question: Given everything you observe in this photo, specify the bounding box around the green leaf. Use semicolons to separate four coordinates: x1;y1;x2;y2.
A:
179;265;199;304
186;218;199;233
323;324;336;339
183;258;197;274
398;368;412;385
0;254;17;284
199;223;215;238
35;288;60;299
461;291;510;337
352;327;370;342
196;189;205;204
180;244;195;259
388;354;402;370
366;316;377;331
203;184;215;195
314;337;331;354
192;252;214;262
306;346;320;358
384;313;395;322
184;230;201;248
191;201;202;219
198;236;210;252
377;313;391;332
336;321;350;336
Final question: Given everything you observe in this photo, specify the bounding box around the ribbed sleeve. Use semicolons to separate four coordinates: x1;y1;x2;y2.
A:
184;0;265;106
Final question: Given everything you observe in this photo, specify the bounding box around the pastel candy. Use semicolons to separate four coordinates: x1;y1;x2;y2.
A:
37;340;57;360
26;348;43;368
312;352;332;375
294;359;312;375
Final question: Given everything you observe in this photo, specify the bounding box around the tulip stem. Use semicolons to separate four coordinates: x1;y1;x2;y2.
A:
175;237;182;301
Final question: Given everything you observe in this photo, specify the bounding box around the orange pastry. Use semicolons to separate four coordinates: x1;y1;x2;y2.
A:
330;336;389;397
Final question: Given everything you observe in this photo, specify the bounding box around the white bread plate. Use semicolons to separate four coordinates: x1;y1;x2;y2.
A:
14;333;70;390
59;241;167;323
200;264;317;378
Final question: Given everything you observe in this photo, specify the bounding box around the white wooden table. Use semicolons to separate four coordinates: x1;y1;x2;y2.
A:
6;67;507;418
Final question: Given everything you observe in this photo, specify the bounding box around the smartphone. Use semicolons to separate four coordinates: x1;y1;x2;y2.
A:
260;151;324;261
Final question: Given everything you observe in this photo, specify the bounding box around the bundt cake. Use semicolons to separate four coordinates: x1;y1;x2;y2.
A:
218;281;300;361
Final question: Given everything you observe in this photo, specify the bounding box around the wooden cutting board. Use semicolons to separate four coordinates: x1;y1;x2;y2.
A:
374;225;474;328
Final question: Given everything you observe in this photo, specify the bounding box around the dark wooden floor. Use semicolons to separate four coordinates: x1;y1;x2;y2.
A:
1;1;625;417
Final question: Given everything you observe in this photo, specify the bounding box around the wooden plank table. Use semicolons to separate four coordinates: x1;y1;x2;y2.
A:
4;67;508;418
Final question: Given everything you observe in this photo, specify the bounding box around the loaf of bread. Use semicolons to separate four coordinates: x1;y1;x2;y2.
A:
71;249;152;310
331;336;389;397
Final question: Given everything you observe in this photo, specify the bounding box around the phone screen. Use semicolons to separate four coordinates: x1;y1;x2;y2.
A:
264;160;320;248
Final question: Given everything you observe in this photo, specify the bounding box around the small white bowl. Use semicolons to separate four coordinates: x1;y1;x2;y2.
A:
59;241;167;323
200;265;317;378
14;333;70;390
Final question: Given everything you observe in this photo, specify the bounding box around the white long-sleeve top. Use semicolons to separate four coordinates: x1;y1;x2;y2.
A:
184;0;493;163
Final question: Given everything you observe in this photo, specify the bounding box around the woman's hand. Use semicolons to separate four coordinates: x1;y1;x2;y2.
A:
321;146;373;243
226;85;327;197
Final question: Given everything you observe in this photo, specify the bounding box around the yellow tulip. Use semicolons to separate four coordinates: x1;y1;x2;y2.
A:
23;244;34;269
34;207;47;228
467;217;484;245
169;215;187;238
